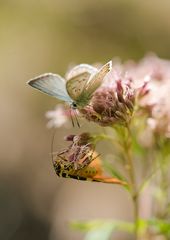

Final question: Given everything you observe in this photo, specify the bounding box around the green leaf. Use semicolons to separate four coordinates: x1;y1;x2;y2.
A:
136;219;170;237
71;219;134;239
103;161;130;191
136;219;149;235
148;219;170;236
71;219;170;239
84;223;113;240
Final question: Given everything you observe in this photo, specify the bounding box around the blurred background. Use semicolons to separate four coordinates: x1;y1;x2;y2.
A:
1;0;170;239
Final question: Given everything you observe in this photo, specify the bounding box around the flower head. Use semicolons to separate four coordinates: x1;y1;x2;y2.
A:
55;133;94;170
80;70;135;126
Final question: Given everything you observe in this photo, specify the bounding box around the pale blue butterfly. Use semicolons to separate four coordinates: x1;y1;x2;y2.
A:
27;61;112;110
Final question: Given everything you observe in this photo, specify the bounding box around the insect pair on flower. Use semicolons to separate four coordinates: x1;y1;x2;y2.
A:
27;61;127;185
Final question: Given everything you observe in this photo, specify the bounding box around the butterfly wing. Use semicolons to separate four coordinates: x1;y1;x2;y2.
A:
27;73;73;104
66;61;112;108
66;64;98;101
66;64;98;80
66;72;91;100
85;61;112;96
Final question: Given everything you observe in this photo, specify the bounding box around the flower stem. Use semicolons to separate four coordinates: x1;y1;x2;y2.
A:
124;124;140;239
133;194;139;239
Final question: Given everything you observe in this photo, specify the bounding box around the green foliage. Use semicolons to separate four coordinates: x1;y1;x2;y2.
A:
71;218;170;239
71;220;134;240
103;160;130;191
148;219;170;237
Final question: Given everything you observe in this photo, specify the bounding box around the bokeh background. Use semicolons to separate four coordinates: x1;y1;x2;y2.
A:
1;1;170;239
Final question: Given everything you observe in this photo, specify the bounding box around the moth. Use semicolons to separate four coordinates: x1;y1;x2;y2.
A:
27;61;112;110
53;148;126;185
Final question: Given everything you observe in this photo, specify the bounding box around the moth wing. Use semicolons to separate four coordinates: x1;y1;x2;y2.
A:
86;61;112;95
77;158;127;185
66;64;98;81
92;176;127;185
66;72;90;100
27;73;73;103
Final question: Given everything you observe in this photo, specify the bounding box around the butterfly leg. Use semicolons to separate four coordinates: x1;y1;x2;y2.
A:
73;109;80;128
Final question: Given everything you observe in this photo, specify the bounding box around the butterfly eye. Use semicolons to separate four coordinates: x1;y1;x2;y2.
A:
72;102;77;109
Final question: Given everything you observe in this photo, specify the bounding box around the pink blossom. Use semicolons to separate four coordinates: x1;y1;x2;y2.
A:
45;104;69;128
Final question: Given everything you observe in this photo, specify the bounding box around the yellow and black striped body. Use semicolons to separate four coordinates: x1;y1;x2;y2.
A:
53;157;126;185
53;159;99;181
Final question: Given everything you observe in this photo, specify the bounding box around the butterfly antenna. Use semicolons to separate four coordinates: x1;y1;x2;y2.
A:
69;107;75;127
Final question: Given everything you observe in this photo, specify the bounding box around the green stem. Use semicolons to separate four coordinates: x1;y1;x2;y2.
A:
124;124;140;239
133;194;139;239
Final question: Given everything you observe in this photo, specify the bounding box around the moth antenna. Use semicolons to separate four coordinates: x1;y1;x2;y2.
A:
69;107;75;127
92;153;101;161
89;145;101;162
51;128;58;167
51;150;59;155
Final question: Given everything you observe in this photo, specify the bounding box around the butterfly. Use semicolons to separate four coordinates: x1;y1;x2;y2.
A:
27;61;112;109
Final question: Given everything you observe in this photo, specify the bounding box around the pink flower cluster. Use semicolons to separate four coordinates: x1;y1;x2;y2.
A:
123;54;170;137
81;54;170;136
47;54;170;137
